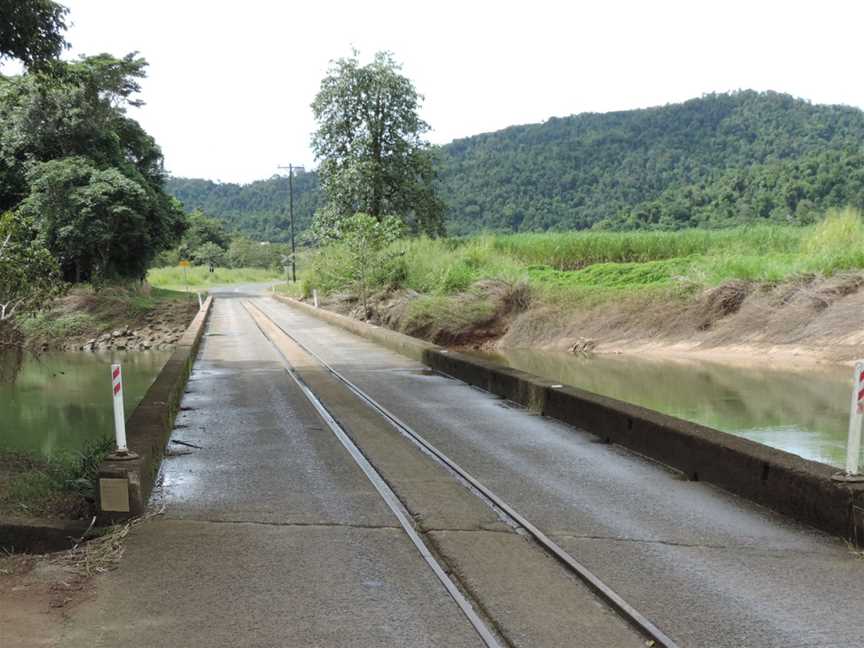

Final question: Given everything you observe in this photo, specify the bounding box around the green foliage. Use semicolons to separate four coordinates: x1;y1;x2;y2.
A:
801;207;864;255
491;226;803;269
165;172;322;243
309;213;405;312
526;258;693;289
168;91;864;236
226;237;288;269
191;241;226;267
402;293;497;333
1;436;114;515
19;311;97;338
0;0;68;69
437;91;864;234
0;211;61;322
600;149;864;230
302;210;864;309
147;265;281;290
0;53;185;282
180;210;231;253
311;50;444;236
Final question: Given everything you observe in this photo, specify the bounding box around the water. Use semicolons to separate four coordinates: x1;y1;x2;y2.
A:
477;349;854;468
0;351;171;458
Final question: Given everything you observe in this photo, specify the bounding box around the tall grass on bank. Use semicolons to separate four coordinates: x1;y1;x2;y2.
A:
491;226;804;269
147;266;283;291
298;208;864;304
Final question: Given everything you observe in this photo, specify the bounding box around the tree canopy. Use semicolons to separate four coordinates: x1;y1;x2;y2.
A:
0;0;68;69
0;53;185;281
311;51;444;236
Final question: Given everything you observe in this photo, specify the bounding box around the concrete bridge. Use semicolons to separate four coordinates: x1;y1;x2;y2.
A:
65;286;864;647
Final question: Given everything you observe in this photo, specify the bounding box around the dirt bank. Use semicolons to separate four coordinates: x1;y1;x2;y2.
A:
316;273;864;367
23;285;198;353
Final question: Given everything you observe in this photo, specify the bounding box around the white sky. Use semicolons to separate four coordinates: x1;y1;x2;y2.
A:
19;0;864;183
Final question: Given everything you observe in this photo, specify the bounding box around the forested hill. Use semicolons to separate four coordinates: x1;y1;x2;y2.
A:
167;90;864;238
166;171;323;243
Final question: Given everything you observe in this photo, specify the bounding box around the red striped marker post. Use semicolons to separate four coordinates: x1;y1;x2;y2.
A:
111;364;129;455
844;361;864;476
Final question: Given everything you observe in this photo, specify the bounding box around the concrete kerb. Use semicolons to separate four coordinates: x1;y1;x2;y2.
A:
272;294;439;363
276;296;864;545
96;296;213;523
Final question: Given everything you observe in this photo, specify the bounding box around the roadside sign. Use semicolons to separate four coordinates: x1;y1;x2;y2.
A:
179;260;190;268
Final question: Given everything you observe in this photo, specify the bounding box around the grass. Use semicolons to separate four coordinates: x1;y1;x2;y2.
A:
147;266;283;291
19;312;98;339
297;207;864;310
0;436;114;518
18;283;192;347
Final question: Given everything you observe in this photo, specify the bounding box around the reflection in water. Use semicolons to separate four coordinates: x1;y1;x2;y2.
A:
0;351;171;458
477;349;854;468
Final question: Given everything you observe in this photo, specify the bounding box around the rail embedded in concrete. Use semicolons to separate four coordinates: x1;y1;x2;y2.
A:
275;294;864;545
97;296;214;522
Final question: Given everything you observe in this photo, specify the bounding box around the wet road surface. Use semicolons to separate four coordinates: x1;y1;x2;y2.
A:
61;294;483;648
253;294;864;648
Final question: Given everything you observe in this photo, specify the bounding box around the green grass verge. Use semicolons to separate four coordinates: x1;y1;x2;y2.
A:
299;207;864;307
147;266;283;291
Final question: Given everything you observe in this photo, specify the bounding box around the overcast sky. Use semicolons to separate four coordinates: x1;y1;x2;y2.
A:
32;0;864;184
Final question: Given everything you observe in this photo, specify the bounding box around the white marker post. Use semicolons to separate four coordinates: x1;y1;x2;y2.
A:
844;361;864;477
111;364;128;454
313;289;319;308
197;292;204;311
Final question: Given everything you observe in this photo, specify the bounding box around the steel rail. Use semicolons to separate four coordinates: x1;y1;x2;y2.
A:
248;298;680;648
241;300;505;648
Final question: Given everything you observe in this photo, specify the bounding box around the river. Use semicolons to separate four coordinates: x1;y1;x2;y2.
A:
0;351;171;458
477;349;854;468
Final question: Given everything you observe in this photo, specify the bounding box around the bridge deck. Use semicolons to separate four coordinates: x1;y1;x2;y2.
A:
63;287;864;647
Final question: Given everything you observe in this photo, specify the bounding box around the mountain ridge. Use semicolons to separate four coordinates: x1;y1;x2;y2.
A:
166;90;864;240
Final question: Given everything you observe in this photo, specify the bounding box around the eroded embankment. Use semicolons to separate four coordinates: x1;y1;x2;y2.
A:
317;273;864;365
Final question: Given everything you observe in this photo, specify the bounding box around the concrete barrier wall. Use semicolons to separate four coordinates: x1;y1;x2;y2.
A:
272;294;438;362
97;296;213;522
277;297;864;544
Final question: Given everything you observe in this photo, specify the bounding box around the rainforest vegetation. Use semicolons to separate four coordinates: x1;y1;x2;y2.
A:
168;91;864;237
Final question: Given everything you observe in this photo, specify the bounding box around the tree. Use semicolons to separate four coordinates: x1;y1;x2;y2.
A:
0;53;186;281
311;50;444;236
16;157;182;282
0;211;59;322
0;211;61;375
0;0;68;69
181;210;231;252
323;213;404;316
191;241;226;267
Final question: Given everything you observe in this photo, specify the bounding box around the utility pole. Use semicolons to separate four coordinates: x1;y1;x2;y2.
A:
277;164;304;282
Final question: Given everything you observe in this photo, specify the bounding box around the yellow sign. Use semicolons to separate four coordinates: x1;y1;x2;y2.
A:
179;260;191;268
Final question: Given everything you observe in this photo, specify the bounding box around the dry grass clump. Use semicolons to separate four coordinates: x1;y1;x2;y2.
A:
695;281;752;331
52;506;164;578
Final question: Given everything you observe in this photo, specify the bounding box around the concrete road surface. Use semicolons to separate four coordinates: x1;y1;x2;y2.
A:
61;295;483;648
61;288;647;648
253;295;864;648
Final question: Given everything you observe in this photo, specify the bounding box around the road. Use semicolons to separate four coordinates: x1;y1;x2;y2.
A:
62;285;864;647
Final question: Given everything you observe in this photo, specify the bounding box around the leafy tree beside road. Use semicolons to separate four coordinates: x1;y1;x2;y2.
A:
311;50;444;236
0;53;185;282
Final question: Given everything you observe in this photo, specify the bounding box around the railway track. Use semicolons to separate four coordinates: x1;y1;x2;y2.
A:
242;298;678;648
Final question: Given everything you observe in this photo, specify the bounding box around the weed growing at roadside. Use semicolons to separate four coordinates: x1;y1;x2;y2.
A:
0;436;114;518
